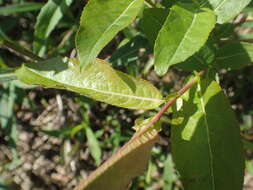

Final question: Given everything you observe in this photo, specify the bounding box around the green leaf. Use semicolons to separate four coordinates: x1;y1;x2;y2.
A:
15;57;164;110
208;0;251;24
0;2;44;15
176;42;216;71
215;42;253;70
33;0;73;56
110;35;150;75
172;79;245;190
76;0;144;68
163;155;176;190
154;3;216;76
84;123;102;166
139;8;169;46
75;127;159;190
0;69;17;82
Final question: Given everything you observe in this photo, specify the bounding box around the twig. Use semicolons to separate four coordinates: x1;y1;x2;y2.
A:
131;70;205;142
75;70;205;190
1;40;44;62
144;0;156;8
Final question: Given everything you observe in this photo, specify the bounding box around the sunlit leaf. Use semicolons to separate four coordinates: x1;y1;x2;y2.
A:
172;79;244;190
208;0;251;24
76;0;144;68
16;57;164;110
75;126;160;190
154;3;215;76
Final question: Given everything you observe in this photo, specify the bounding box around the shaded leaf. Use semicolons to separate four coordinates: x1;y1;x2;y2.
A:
139;8;169;46
16;57;163;110
172;79;244;190
0;69;17;82
176;42;216;71
154;3;215;76
0;2;44;15
75;127;159;190
215;42;253;70
208;0;251;24
110;35;150;75
33;0;73;56
76;0;144;68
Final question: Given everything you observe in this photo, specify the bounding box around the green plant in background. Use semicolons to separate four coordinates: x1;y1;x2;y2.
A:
1;0;253;190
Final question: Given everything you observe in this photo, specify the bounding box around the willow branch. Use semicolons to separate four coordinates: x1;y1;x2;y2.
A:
131;70;205;142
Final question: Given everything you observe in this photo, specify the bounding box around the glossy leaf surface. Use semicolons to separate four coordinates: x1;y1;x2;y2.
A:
76;0;144;68
215;42;253;70
172;79;244;190
75;127;159;190
33;0;73;56
154;3;215;76
208;0;251;24
16;57;163;110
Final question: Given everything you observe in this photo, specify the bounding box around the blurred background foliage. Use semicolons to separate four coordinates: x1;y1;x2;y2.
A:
0;0;253;189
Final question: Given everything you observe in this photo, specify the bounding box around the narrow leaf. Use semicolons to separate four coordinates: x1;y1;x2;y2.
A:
75;127;159;190
0;2;44;15
15;57;164;110
154;3;216;76
84;123;102;166
208;0;251;24
33;0;73;56
215;42;253;70
76;0;144;68
172;79;245;190
0;69;17;82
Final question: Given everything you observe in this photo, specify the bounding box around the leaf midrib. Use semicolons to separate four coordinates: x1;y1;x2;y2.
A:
214;0;227;11
27;68;164;104
198;83;215;190
169;12;198;64
87;0;140;63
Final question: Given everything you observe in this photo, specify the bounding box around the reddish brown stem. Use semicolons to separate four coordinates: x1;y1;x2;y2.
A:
75;71;205;190
131;70;205;141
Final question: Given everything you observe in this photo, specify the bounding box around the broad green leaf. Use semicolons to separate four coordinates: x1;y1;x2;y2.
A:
84;123;102;166
215;42;253;70
139;8;169;46
172;79;244;190
0;2;44;15
15;57;163;110
33;0;73;56
76;0;144;68
75;127;159;190
154;3;216;76
208;0;251;24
